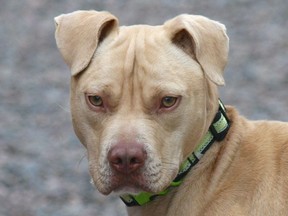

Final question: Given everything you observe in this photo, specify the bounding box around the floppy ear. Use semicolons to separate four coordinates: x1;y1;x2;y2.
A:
164;15;229;86
54;10;118;76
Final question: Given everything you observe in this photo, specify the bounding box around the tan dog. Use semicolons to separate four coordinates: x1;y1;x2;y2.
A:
54;10;288;216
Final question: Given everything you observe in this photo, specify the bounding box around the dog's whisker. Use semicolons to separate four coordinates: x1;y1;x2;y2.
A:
56;103;70;113
76;151;88;169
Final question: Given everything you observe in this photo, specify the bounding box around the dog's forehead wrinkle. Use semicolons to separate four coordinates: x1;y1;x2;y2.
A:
122;31;136;77
86;26;192;113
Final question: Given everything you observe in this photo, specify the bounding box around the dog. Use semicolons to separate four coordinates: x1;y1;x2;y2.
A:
54;10;288;215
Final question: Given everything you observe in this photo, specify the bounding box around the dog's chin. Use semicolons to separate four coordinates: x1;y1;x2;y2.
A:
92;176;170;196
104;182;157;196
91;177;145;195
113;187;143;196
96;184;150;196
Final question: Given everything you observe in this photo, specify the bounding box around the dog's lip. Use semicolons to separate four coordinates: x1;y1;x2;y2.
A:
112;184;145;195
102;173;155;195
111;177;147;191
99;182;148;195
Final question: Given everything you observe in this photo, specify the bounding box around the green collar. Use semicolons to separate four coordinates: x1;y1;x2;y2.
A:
120;99;230;207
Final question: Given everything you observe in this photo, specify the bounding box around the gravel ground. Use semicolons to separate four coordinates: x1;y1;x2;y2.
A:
0;1;287;216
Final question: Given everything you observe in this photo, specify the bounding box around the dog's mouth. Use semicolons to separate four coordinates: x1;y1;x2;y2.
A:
94;170;163;195
91;160;178;196
109;174;151;195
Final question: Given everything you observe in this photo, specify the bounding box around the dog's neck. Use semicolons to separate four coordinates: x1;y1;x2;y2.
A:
120;99;230;207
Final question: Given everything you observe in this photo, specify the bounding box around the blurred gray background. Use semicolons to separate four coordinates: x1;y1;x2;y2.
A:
0;0;287;216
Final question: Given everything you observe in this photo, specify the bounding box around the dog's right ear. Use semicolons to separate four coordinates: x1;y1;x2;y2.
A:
54;10;118;76
164;15;229;86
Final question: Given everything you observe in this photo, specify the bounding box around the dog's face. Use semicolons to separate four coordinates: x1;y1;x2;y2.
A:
55;11;228;195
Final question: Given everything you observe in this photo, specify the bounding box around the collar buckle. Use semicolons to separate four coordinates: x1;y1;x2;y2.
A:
209;99;230;142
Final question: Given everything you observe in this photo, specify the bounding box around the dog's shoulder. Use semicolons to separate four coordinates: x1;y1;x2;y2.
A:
223;105;288;174
225;105;288;172
226;105;288;145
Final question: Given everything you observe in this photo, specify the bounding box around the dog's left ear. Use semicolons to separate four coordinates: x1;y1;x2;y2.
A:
164;15;229;86
54;10;118;76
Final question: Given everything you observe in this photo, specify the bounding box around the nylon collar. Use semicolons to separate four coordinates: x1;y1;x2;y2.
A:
120;99;230;207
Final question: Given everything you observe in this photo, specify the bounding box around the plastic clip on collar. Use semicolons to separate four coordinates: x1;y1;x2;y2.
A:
120;99;230;207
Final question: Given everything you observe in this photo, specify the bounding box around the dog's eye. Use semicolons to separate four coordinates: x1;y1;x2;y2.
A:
161;96;178;108
87;95;103;107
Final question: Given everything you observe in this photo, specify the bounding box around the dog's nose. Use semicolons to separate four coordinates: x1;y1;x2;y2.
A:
108;143;146;174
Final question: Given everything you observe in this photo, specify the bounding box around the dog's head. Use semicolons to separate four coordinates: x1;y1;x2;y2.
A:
54;10;229;195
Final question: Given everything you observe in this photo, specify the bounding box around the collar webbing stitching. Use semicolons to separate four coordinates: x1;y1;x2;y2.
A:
120;99;230;207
